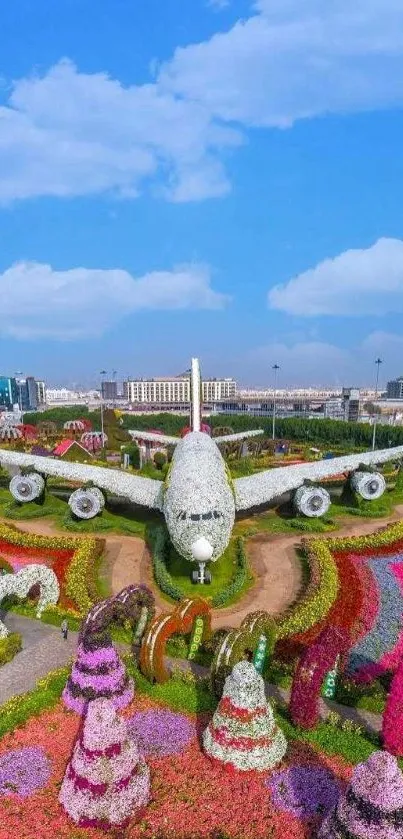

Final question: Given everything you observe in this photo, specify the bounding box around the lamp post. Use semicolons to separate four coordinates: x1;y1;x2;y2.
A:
15;372;23;415
371;358;383;452
100;370;107;454
272;364;280;441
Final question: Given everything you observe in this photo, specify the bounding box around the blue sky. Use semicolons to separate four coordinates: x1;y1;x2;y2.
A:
1;0;403;388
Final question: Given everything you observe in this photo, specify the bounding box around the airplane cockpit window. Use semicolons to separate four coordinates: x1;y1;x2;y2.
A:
176;510;222;522
202;512;213;520
177;511;187;520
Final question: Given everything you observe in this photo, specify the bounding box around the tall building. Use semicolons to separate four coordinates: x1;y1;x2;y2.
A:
387;377;403;399
101;381;118;401
16;377;38;411
36;380;46;405
125;375;236;405
0;377;18;411
342;388;360;422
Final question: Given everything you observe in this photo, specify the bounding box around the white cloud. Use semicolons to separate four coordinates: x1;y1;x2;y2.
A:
0;261;229;339
0;60;241;204
268;238;403;316
1;2;403;203
161;0;403;127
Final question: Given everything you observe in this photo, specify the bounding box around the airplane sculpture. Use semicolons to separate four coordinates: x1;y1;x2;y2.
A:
1;358;403;584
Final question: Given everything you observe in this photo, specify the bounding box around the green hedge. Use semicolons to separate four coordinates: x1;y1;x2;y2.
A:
149;525;183;601
211;538;248;607
0;632;22;666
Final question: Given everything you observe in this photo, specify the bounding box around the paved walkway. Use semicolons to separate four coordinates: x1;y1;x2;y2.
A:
0;613;78;704
0;614;383;737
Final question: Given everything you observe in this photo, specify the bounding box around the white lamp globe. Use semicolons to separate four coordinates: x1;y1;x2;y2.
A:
191;537;214;563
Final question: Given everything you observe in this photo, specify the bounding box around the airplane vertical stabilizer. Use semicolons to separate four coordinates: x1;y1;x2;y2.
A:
190;357;202;432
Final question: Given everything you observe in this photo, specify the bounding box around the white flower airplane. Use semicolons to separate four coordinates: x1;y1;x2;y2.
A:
1;358;403;584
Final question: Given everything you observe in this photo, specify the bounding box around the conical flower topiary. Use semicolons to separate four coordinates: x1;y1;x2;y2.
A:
62;631;133;714
203;660;287;772
59;697;150;829
319;750;403;838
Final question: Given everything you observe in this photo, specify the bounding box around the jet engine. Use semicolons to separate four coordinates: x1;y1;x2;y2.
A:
351;471;386;500
68;487;105;519
9;473;45;503
294;485;331;518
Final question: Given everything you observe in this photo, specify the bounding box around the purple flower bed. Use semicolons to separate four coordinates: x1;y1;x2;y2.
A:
127;709;196;757
0;747;51;798
348;558;403;675
266;765;341;819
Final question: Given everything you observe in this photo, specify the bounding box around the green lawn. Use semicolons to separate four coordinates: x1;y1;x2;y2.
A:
165;537;254;603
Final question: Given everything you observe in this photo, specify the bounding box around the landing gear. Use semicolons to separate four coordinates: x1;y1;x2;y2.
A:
192;563;212;585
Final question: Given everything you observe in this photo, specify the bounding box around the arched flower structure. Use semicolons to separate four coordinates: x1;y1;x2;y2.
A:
79;585;155;647
0;564;59;638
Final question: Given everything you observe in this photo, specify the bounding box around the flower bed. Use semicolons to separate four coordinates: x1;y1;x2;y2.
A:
0;523;102;614
0;694;352;839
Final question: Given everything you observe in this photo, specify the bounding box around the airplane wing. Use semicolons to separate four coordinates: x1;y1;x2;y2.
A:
214;429;264;444
233;444;403;511
0;449;164;510
128;430;180;446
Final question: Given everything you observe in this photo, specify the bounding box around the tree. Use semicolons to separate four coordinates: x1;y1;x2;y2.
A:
122;443;140;468
153;451;167;470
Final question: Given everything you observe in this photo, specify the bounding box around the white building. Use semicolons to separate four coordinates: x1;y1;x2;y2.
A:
125;376;236;405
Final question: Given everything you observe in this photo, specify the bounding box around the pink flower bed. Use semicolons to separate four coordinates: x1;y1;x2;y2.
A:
0;697;351;839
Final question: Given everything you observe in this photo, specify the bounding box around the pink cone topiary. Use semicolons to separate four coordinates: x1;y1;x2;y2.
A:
319;750;403;838
59;697;150;829
62;632;133;714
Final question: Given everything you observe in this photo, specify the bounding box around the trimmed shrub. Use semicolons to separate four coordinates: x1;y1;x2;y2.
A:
211;538;248;607
0;632;22;666
149;526;183;601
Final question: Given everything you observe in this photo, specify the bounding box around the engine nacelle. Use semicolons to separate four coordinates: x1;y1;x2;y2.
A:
351;471;386;500
68;487;105;519
294;485;331;518
9;473;45;503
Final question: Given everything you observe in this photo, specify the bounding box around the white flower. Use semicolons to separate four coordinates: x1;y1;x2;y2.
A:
0;564;59;637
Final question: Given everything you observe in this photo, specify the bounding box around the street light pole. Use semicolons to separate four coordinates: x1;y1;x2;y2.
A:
100;370;107;453
371;358;383;451
272;364;280;441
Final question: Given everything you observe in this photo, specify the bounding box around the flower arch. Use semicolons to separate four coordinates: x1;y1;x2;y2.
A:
139;597;212;683
79;585;155;647
0;564;59;638
211;611;276;696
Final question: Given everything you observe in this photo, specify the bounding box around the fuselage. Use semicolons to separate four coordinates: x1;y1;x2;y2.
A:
163;431;235;563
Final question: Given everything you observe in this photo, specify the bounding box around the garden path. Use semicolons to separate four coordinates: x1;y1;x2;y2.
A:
3;507;403;631
0;613;384;737
0;613;77;704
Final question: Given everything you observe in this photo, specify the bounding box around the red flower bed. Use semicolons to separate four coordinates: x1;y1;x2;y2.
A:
0;696;351;839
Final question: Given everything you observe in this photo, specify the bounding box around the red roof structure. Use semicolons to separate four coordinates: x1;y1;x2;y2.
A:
53;439;92;458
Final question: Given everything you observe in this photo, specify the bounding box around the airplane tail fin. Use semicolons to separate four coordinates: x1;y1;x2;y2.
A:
190;357;202;432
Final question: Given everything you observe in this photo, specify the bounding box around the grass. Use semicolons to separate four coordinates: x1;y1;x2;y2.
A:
165;537;254;604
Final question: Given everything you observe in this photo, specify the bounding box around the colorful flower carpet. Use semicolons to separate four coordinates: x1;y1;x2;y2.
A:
0;694;351;839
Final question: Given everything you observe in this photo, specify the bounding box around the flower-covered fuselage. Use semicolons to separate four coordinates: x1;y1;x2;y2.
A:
163;432;235;563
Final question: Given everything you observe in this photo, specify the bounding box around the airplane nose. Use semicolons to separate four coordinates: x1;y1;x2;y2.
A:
191;537;214;562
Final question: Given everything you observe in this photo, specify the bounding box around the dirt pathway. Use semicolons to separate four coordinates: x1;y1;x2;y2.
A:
2;506;403;631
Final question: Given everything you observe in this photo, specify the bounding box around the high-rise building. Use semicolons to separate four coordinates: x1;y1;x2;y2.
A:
36;380;46;405
125;375;236;405
16;377;38;411
387;377;403;399
342;388;360;422
101;381;118;401
0;377;18;411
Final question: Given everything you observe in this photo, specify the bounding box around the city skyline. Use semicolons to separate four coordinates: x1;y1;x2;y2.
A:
1;1;403;385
